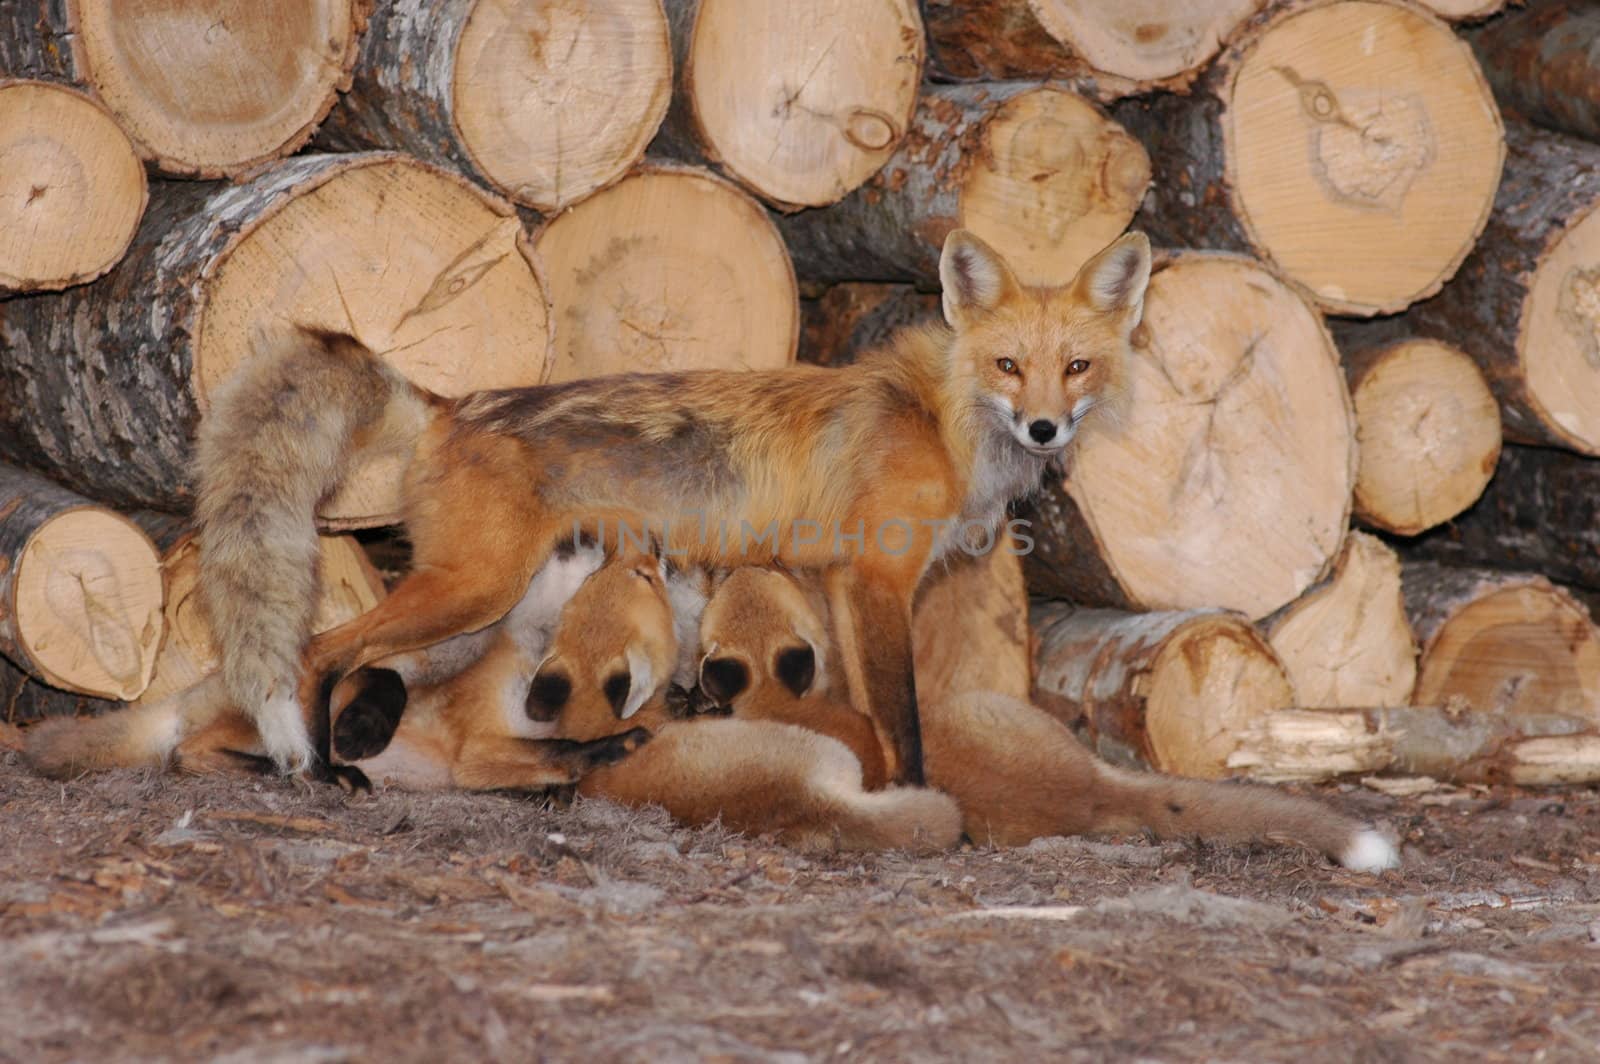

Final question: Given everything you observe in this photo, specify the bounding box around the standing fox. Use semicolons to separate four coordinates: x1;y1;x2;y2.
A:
197;229;1150;782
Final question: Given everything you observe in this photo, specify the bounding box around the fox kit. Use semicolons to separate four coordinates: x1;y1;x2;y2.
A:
338;551;963;853
694;565;1400;872
24;543;650;790
195;229;1149;783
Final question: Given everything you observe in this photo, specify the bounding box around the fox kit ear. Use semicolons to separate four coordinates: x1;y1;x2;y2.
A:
940;229;1020;329
1075;232;1152;319
620;645;656;719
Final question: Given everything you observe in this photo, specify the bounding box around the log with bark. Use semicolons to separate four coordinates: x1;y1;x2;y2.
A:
1;658;119;726
1404;122;1600;456
1030;602;1295;779
0;465;164;702
775;82;1150;287
1020;252;1355;621
531;162;797;381
798;283;940;366
1114;0;1504;316
1227;705;1600;786
132;513;386;706
0;80;146;296
1469;1;1600;143
651;0;924;211
0;0;368;178
1263;532;1417;709
0;152;553;529
316;0;671;214
1399;444;1600;596
923;0;1269;94
1327;322;1503;536
914;540;1032;706
1402;563;1600;723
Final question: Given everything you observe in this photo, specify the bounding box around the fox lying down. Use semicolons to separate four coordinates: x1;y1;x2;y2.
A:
27;543;1400;871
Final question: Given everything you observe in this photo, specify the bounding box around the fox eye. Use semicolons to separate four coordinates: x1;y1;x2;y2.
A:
1066;358;1091;376
996;357;1020;376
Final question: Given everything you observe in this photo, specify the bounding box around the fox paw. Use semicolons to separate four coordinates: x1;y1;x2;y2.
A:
554;727;653;775
664;684;732;720
330;667;408;762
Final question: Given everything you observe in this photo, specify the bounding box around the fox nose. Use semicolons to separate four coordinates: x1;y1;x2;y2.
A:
1028;419;1058;444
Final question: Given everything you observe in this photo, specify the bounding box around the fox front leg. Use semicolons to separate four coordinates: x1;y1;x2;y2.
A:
825;564;925;786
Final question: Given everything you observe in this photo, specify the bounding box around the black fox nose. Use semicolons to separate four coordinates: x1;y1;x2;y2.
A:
1028;419;1058;444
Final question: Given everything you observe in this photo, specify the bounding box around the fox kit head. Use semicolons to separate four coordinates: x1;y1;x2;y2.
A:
527;552;679;741
939;229;1151;456
697;567;832;708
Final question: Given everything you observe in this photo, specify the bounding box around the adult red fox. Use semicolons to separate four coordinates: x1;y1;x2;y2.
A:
193;229;1150;783
694;565;1401;872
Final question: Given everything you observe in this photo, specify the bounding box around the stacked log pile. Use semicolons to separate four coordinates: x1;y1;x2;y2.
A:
2;0;1596;792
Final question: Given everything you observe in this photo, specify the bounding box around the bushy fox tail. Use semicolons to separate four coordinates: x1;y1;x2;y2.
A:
25;675;235;778
1087;761;1399;872
925;692;1398;872
194;327;436;772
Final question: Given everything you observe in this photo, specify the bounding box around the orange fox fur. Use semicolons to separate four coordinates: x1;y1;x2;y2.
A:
694;565;1400;872
192;230;1151;784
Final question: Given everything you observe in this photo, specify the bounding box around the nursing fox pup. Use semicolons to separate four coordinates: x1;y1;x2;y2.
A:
195;228;1149;783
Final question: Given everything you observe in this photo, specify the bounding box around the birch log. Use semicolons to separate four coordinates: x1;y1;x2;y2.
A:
776;82;1150;287
1021;252;1355;621
0;0;367;178
1031;602;1295;779
0;465;164;701
1404;123;1600;456
1114;0;1504;316
1402;563;1600;723
0;80;145;295
317;0;671;214
652;0;924;210
0;153;553;528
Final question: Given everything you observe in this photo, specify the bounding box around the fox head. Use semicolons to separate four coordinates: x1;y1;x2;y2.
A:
527;551;679;741
939;229;1150;456
697;567;831;709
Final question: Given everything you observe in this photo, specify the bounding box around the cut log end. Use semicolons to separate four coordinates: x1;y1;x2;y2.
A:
1265;532;1416;709
1347;339;1501;536
1224;0;1503;315
1053;253;1353;619
1519;203;1600;454
452;0;672;212
684;0;924;209
1407;567;1600;724
0;81;146;294
1030;0;1268;83
1418;0;1508;20
193;155;553;529
1141;615;1293;779
534;164;798;380
10;509;164;701
72;0;364;176
959;86;1150;286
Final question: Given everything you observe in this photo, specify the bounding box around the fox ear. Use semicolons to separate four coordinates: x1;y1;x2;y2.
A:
620;645;656;720
940;230;1020;329
1074;232;1151;318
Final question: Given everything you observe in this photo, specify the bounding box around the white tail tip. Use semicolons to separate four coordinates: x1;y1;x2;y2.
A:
257;693;315;774
1341;829;1400;873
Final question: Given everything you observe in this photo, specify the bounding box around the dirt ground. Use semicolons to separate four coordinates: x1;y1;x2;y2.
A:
1;748;1597;1064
